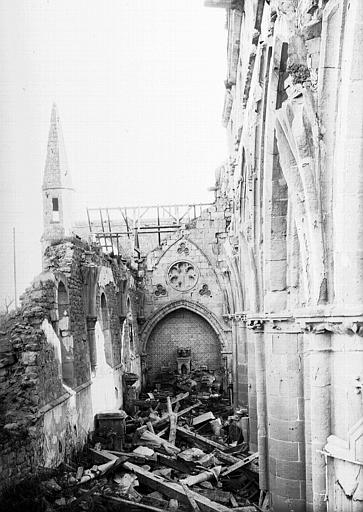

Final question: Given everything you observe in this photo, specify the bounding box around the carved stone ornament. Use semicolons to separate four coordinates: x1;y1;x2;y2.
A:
177;242;190;256
199;284;212;297
154;284;167;297
167;261;199;292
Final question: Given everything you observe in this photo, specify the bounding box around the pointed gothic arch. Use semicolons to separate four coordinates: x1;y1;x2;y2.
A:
140;299;230;354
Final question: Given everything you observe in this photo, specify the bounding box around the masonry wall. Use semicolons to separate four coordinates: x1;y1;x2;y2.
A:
212;0;363;510
140;204;233;389
146;308;222;384
0;238;141;490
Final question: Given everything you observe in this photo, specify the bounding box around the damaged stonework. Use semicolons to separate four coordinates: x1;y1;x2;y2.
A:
0;237;142;490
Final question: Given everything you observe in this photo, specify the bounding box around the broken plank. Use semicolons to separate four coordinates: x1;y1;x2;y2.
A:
123;462;231;512
181;482;201;512
221;452;259;477
176;426;227;452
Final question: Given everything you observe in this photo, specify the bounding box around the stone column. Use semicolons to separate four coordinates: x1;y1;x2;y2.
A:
236;315;249;406
86;316;97;372
248;319;268;491
306;329;331;512
247;325;258;452
231;317;239;408
265;323;306;512
82;264;100;374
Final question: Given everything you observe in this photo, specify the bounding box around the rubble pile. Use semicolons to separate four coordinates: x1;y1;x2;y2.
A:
1;391;270;512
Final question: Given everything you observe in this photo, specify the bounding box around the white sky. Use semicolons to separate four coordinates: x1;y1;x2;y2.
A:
0;0;227;308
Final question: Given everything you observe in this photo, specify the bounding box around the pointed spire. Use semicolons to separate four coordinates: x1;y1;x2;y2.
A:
43;103;73;191
41;103;74;251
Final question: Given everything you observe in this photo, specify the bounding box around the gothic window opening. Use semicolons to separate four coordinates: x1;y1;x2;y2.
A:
127;297;134;352
57;281;74;387
100;293;113;365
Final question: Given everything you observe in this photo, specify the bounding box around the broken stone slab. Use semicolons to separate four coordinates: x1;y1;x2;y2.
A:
153;467;172;479
168;498;179;511
193;411;216;427
133;446;155;457
179;447;205;462
113;472;138;494
199;453;217;468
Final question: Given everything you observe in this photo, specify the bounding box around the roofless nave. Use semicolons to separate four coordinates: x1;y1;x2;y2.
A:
1;1;363;511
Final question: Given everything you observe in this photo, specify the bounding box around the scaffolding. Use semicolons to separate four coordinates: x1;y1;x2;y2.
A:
87;203;212;256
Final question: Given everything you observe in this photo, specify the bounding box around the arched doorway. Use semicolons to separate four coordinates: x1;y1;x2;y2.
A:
145;307;222;385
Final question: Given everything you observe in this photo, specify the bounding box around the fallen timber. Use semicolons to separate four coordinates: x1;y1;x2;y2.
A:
2;387;263;511
176;425;228;452
123;461;232;512
221;452;259;477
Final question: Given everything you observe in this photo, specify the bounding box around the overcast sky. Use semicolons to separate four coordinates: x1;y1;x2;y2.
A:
0;0;227;308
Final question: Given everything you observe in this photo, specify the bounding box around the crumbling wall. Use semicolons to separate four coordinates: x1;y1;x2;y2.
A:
0;275;59;487
0;238;140;491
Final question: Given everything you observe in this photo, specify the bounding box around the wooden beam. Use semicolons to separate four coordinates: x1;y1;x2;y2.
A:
181;482;201;512
152;401;201;430
140;430;180;454
176;426;227;452
157;453;195;474
170;392;189;405
97;494;166;511
213;449;241;465
123;462;231;512
221;452;259;477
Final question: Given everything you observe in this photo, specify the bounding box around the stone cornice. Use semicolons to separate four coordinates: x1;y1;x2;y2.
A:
294;306;363;336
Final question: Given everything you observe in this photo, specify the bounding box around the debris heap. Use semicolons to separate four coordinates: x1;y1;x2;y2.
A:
1;391;270;511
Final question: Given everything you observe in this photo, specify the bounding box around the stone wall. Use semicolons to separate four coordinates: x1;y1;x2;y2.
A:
0;237;141;491
146;308;222;384
140;205;233;388
210;0;363;510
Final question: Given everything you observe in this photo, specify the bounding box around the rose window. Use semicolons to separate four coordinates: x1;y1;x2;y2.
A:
167;261;198;291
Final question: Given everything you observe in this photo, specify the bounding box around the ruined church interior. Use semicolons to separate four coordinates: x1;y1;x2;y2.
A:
0;1;363;511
